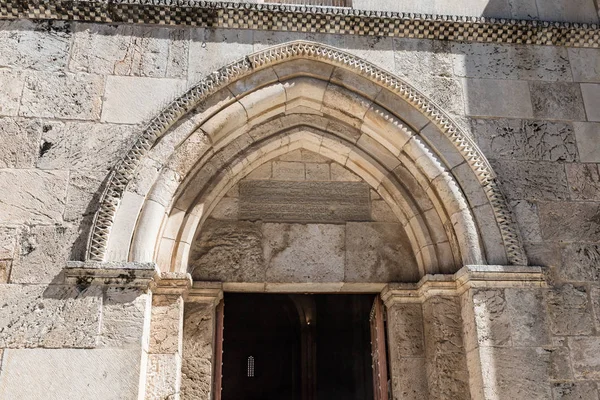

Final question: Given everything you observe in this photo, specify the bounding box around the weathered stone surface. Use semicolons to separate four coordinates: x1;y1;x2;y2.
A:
573;122;600;162
566;163;600;201
390;356;429;400
263;223;345;282
552;382;599;400
345;34;395;73
0;260;11;283
463;78;533;118
181;302;214;400
208;197;239;220
509;200;542;243
530;81;586;121
145;353;181;400
471;289;512;347
272;161;306;181
149;295;184;354
371;199;398;222
64;170;106;222
0;20;71;72
549;339;573;381
0;348;141;400
505;288;549;346
536;0;599;23
101;75;187;124
491;159;569;200
37;122;134;171
345;222;418;282
245;162;272;180
569;48;600;83
330;162;361;181
569;337;600;379
387;303;425;357
593;287;600;332
0;117;44;168
559;244;600;282
10;224;76;284
581;83;600;122
240;180;371;222
0;70;24;117
545;285;594;335
472;118;578;162
305;163;330;181
0;170;68;224
394;38;452;79
190;220;265;282
0;226;17;260
453;43;571;81
70;24;188;78
0;284;101;348
19;72;104;120
408;76;464;116
539;202;600;241
99;288;148;348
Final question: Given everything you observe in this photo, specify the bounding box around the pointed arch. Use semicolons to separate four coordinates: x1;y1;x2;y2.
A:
87;40;527;277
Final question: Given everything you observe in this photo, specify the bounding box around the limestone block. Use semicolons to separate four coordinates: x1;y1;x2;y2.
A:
0;170;68;224
406;75;465;116
101;76;187;124
63;170;107;223
0;261;10;283
330;162;361;181
593;287;600;333
559;244;600;282
0;226;17;260
387;303;425;357
0;284;101;348
0;117;44;168
190;220;265;282
374;88;430;132
10;224;78;284
472;118;578;162
244;162;272;180
539;202;600;242
481;347;551;400
463;78;533;118
208;198;239;220
181;302;215;399
573;122;600;162
569;48;600;83
536;0;599;23
322;83;372;129
471;289;512;347
423;296;466;355
582;83;600;122
523;242;562;270
472;204;507;265
0;20;70;72
553;382;599;400
345;35;395;73
545;285;594;335
509;200;542;243
530;81;586;121
272;161;305;181
505;288;549;346
567;163;600;201
0;348;141;400
305;163;330;181
357;133;401;170
100;288;149;348
389;356;429;400
37;121;134;171
394;38;452;79
549;339;573;381
569;337;600;379
490;159;569;200
20;72;104;120
188;28;253;83
70;24;188;78
345;222;418;282
0;70;24;117
240;180;370;222
149;295;184;354
371;199;398;222
145;353;181;400
263;223;345;282
452;43;571;81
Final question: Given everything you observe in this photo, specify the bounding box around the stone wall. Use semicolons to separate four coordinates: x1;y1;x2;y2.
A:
0;12;599;399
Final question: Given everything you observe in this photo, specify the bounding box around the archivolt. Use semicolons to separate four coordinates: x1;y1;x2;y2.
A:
87;40;527;268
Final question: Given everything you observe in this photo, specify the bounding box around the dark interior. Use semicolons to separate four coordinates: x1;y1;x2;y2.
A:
221;293;375;400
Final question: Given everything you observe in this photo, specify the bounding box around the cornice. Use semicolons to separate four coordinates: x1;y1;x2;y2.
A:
1;0;599;48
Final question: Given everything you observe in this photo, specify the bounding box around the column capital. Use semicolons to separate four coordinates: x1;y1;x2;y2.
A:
187;281;223;306
150;272;193;297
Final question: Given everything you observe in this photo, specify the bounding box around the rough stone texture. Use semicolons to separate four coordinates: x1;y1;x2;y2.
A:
545;285;594;336
452;43;571;81
394;38;453;79
569;337;600;379
490;160;569;201
573;122;600;162
239;180;371;222
530;81;586;121
0;226;17;260
0;284;102;348
472;118;578;162
263;223;345;282
504;288;549;346
181;302;215;400
569;48;600;82
345;222;418;282
145;353;181;400
560;244;600;282
552;382;599;400
0;70;24;117
539;202;600;241
471;289;512;347
70;24;188;78
0;117;44;168
0;348;141;400
463;78;533;118
0;170;68;224
566;163;600;201
190;220;265;282
581;83;600;122
99;288;148;348
272;161;306;181
510;200;542;243
149;295;184;354
19;72;104;120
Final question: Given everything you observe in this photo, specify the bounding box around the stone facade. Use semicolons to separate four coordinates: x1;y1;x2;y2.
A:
0;1;600;399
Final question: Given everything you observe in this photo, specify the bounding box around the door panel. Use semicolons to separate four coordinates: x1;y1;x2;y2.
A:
369;296;389;400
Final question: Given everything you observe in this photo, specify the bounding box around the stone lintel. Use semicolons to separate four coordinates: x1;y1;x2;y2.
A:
150;272;193;297
382;265;546;306
64;261;158;287
187;281;223;305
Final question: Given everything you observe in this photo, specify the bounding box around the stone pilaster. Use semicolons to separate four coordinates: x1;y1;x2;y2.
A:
180;282;223;400
145;272;193;400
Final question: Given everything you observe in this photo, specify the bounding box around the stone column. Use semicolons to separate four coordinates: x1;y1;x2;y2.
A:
144;272;193;400
180;282;223;400
458;265;550;400
382;285;429;400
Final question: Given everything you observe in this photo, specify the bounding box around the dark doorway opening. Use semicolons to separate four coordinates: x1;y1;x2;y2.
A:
220;293;382;400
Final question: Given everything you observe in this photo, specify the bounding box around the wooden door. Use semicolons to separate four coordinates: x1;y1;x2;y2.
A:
213;299;225;400
369;296;389;400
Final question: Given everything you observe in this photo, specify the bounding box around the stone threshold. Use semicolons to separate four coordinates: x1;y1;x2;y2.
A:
1;0;598;48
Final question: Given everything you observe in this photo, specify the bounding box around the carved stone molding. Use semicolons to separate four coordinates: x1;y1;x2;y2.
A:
64;261;158;287
1;0;599;48
86;40;527;266
150;271;193;296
